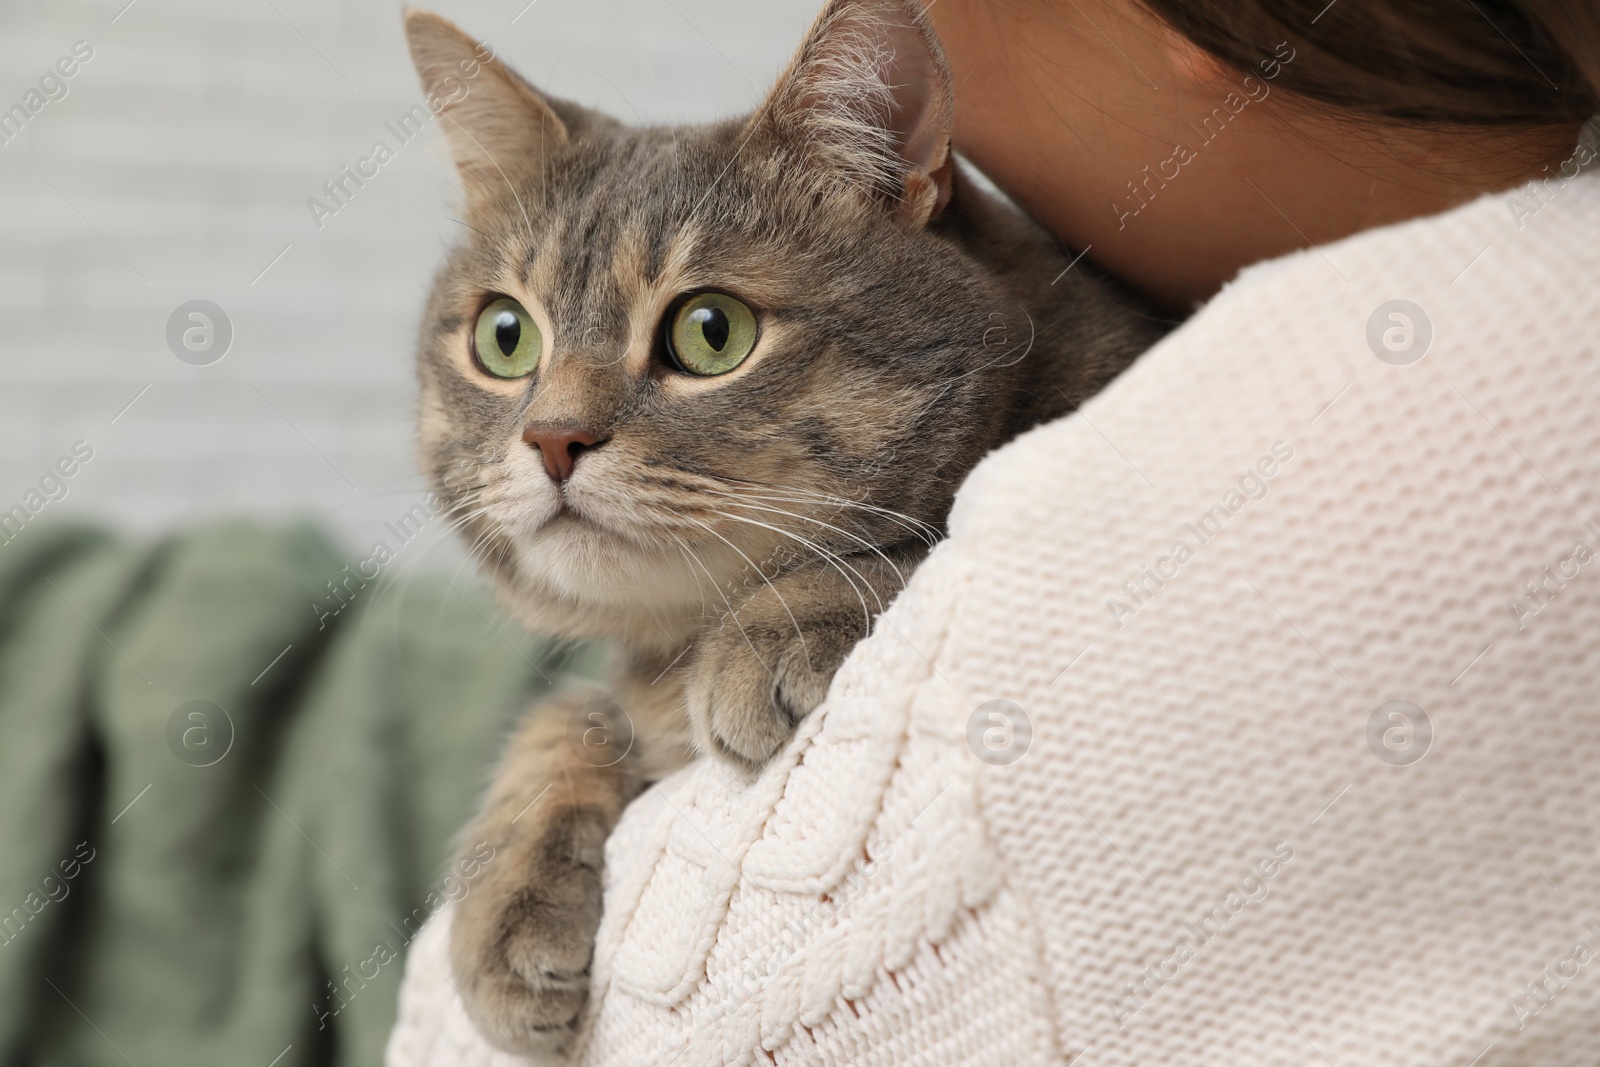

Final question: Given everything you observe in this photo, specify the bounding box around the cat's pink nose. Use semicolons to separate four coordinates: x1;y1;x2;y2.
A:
521;425;606;482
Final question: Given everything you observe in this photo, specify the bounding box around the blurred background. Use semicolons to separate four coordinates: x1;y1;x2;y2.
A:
1;0;820;556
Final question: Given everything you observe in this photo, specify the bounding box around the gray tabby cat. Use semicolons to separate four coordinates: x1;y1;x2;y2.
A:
403;0;1164;1055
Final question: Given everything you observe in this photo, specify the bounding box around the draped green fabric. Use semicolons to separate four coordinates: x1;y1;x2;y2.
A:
0;523;599;1067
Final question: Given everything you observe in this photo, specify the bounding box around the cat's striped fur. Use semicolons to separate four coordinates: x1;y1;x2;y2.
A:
404;0;1164;1055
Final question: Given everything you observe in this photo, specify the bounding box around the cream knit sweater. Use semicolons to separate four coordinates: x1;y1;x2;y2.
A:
389;152;1600;1066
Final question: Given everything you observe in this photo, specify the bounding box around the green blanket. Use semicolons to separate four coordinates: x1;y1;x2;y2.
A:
0;522;600;1066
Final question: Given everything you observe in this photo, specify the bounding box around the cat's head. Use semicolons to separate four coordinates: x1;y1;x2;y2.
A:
405;0;1028;650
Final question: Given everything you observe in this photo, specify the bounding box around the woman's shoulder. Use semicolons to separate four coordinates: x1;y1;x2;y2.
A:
954;156;1600;546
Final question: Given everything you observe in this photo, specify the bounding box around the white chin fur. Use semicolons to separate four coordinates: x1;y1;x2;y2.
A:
489;458;762;637
511;516;733;617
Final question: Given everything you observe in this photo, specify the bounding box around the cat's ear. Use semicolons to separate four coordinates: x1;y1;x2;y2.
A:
754;0;954;226
403;10;567;210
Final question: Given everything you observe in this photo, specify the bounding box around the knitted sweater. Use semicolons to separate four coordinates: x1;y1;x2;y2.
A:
388;150;1600;1066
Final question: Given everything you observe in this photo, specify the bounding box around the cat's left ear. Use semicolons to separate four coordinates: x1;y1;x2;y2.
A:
754;0;955;226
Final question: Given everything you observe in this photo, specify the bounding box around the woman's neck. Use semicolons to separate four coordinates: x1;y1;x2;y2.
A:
928;0;1585;311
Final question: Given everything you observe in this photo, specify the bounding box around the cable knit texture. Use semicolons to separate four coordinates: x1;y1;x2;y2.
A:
389;158;1600;1066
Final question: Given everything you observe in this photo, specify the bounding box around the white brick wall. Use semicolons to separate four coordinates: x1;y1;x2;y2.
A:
0;0;819;555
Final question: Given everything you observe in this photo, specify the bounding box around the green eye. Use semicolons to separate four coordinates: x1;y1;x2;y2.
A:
665;292;758;376
472;296;541;379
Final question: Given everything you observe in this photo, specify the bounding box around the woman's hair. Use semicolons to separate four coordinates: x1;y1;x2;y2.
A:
1139;0;1600;127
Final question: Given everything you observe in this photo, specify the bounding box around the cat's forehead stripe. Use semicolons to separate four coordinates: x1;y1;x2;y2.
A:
608;223;648;288
559;200;609;291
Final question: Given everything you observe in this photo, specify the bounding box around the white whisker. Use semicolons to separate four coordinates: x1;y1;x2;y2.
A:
666;530;772;680
707;493;910;588
678;515;813;672
715;480;940;545
708;509;877;627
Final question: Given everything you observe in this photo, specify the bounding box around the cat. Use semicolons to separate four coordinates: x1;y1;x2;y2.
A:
403;0;1165;1056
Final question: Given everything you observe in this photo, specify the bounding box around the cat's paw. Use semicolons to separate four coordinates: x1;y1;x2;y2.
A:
449;806;608;1059
687;593;855;768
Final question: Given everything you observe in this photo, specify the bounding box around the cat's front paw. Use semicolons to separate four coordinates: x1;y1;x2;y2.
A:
449;806;608;1059
687;592;857;768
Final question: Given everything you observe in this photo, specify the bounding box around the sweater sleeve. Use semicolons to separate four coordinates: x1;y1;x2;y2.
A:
390;167;1600;1067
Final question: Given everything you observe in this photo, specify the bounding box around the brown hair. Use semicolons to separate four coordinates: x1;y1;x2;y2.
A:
1139;0;1600;127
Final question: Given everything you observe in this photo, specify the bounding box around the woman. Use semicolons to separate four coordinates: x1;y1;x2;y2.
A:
393;1;1600;1063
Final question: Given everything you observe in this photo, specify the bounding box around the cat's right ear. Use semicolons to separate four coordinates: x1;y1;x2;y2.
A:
403;10;567;213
